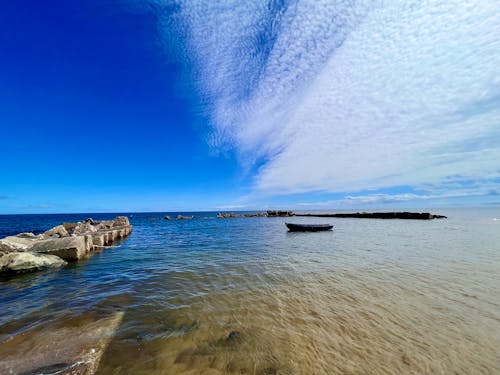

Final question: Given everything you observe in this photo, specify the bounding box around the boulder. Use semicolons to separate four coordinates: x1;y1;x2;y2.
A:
0;236;38;252
163;216;171;220
176;215;194;220
62;222;78;234
84;218;96;225
43;225;69;238
95;220;114;230
31;236;87;261
72;222;96;236
113;216;130;227
0;252;66;274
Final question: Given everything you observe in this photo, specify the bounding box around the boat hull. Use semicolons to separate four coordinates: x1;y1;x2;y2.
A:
285;223;333;232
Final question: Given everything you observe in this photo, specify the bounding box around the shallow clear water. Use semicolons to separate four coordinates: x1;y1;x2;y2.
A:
1;209;500;374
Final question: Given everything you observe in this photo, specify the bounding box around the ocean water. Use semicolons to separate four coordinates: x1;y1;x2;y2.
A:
0;209;499;374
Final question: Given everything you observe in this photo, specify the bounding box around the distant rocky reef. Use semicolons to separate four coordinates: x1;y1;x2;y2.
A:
216;210;294;218
214;210;446;220
0;216;132;275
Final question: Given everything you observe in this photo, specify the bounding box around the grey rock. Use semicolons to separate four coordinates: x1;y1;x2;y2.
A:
31;236;87;261
0;236;38;252
0;252;66;274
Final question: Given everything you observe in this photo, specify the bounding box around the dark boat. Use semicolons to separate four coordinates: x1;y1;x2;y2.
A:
285;223;333;232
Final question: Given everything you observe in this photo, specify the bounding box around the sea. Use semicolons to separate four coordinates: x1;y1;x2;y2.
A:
0;208;499;374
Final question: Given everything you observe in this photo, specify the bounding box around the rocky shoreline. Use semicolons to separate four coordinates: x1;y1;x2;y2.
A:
0;216;132;275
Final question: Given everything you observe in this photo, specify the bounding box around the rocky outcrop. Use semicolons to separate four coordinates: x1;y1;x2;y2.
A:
0;216;132;275
0;252;67;274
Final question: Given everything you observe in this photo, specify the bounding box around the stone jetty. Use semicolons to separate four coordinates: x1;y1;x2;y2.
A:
295;212;447;219
0;216;132;275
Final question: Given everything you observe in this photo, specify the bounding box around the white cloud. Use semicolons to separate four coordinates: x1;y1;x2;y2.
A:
295;178;500;209
159;0;500;196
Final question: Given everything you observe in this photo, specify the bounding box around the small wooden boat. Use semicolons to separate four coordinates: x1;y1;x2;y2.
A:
285;223;333;232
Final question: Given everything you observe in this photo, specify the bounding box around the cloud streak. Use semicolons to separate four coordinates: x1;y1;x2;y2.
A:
159;0;500;197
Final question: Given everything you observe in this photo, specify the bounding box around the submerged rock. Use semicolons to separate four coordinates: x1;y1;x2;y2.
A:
227;331;241;341
0;252;66;274
19;362;89;375
0;312;124;375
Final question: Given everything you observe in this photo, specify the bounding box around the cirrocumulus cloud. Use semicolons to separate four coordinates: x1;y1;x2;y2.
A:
157;0;500;197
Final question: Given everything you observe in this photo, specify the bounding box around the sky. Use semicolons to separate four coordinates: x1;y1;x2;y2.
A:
0;0;499;213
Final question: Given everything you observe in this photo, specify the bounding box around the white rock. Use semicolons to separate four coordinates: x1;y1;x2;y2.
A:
0;252;66;274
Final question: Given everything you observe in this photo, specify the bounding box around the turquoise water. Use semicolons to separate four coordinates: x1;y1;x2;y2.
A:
1;209;500;374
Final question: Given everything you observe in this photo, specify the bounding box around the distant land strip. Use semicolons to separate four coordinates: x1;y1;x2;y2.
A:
294;212;447;220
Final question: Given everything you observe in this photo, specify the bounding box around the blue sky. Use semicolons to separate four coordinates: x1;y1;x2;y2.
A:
1;1;499;213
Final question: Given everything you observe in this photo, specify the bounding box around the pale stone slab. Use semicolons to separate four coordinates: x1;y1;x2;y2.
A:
0;252;67;273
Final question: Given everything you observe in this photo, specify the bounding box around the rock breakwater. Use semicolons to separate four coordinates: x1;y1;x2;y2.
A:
295;212;447;219
0;216;132;275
